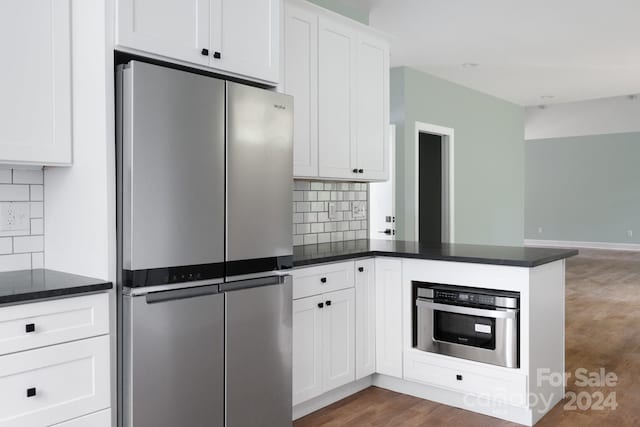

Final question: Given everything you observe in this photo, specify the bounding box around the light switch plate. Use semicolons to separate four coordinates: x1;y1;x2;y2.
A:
352;201;366;219
0;202;30;234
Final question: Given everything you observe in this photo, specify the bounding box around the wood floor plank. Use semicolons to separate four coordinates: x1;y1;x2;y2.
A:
294;249;640;426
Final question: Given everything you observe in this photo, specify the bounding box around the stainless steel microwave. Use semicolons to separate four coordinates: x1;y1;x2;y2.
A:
413;282;520;368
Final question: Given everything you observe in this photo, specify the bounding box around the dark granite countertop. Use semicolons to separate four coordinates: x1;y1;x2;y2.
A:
293;239;578;268
0;269;112;305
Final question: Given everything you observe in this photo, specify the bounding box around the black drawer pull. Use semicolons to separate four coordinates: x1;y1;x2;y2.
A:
358;267;364;272
201;48;209;56
352;169;358;173
320;277;327;283
358;169;364;174
456;374;463;381
326;300;332;306
213;51;221;59
317;302;324;308
27;387;36;397
25;323;35;333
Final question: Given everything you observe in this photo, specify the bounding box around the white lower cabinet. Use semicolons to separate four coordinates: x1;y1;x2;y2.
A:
375;258;403;378
293;287;355;406
355;259;376;379
0;336;110;427
0;294;111;427
50;409;111;427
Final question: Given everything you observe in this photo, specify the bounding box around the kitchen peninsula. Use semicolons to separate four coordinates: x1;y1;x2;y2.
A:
291;240;577;426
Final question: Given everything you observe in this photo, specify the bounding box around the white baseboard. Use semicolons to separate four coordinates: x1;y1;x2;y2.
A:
373;374;534;426
292;376;373;420
525;239;640;252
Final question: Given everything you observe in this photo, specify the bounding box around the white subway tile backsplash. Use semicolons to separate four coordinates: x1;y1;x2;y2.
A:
293;179;368;244
0;169;46;270
0;253;31;272
30;202;44;218
0;184;30;201
14;235;44;253
303;234;318;245
30;185;44;201
12;169;43;184
31;218;44;235
0;237;12;254
317;191;330;201
0;169;12;184
32;252;44;269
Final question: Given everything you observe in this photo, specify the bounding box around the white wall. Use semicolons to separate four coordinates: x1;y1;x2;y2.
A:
44;0;116;281
525;95;640;140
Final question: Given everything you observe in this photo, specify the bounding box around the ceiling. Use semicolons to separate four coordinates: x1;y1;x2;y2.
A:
343;0;640;106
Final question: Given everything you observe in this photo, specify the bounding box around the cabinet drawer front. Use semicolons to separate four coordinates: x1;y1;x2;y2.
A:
404;355;527;407
292;261;354;299
50;409;111;427
0;335;111;427
0;293;109;355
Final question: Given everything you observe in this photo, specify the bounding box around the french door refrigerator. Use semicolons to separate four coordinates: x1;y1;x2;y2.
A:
117;61;293;427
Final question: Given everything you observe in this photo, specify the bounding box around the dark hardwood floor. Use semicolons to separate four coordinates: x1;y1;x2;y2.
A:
295;249;640;426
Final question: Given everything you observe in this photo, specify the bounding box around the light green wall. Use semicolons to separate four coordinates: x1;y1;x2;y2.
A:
391;67;525;245
306;0;369;24
525;132;640;244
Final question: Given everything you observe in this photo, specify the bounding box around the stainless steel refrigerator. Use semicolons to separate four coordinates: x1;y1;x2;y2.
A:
116;61;293;427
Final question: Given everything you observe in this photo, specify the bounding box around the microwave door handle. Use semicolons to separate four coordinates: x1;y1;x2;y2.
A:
416;300;518;320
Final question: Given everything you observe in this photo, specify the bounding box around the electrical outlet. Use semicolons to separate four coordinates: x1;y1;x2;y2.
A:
627;230;633;237
328;202;337;220
0;202;30;233
537;227;543;234
352;201;366;219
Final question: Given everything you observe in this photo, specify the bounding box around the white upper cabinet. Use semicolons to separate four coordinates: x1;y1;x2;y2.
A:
356;33;389;181
116;0;280;84
116;0;209;66
284;2;318;177
284;0;390;181
0;0;72;165
318;17;357;179
211;0;280;84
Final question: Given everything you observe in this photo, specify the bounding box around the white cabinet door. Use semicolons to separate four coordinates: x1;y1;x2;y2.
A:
318;17;357;179
212;0;280;83
292;295;324;406
0;336;110;427
285;2;318;178
356;33;389;181
355;259;376;379
116;0;210;66
0;0;72;165
322;288;355;392
375;258;403;378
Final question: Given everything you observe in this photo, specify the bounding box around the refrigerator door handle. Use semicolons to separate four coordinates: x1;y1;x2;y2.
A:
145;284;220;304
220;275;286;293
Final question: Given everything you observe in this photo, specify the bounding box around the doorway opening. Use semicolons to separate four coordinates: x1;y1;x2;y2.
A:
414;122;454;244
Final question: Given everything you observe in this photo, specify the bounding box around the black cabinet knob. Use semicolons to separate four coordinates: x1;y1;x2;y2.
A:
352;168;358;173
456;374;463;381
201;48;209;56
26;387;37;397
358;267;364;272
326;300;332;306
317;302;324;308
213;51;221;59
320;277;327;283
25;323;35;333
358;169;364;174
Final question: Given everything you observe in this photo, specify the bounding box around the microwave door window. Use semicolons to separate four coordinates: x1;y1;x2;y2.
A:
433;311;496;350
